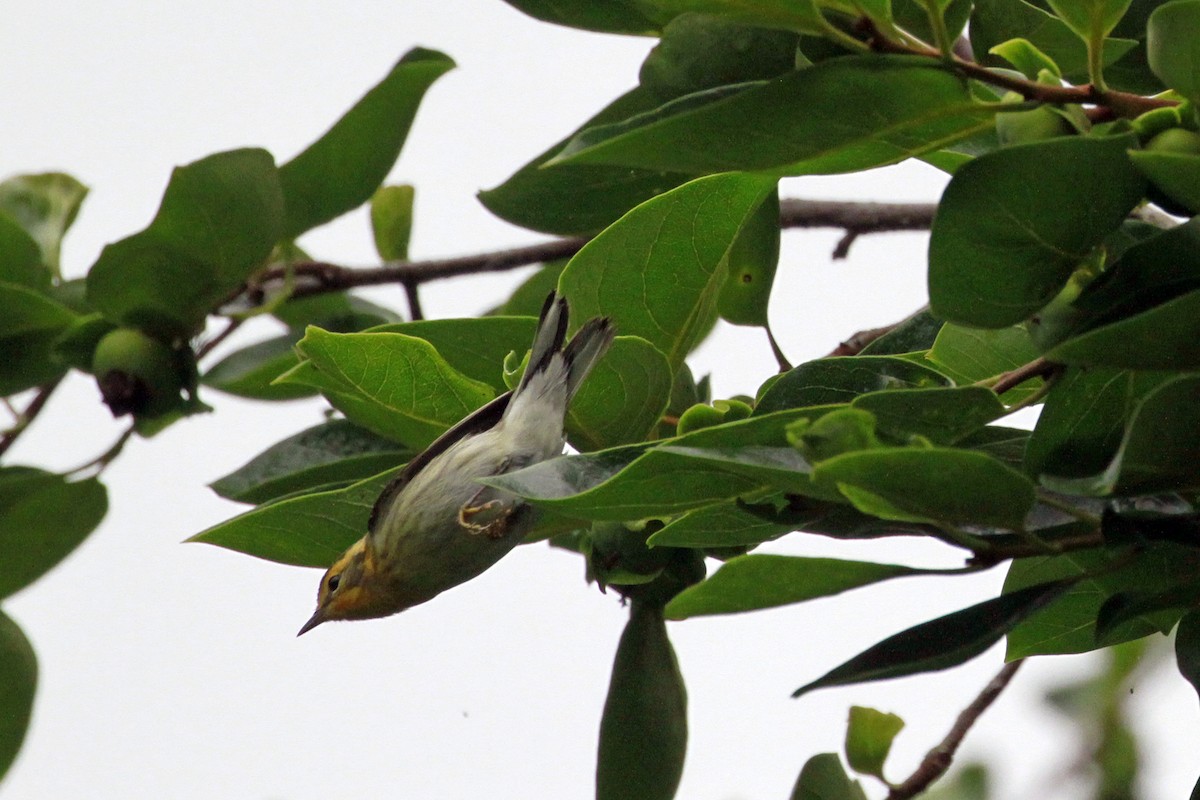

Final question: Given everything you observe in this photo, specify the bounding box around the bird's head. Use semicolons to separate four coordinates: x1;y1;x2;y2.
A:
298;539;395;635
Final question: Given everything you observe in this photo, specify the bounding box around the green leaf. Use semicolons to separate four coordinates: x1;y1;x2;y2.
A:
639;13;800;102
647;500;797;548
1176;610;1200;700
845;706;905;780
479;87;691;237
282;327;496;448
278;49;454;238
201;333;314;400
553;56;996;176
0;282;76;338
1129;149;1200;216
367;316;538;393
756;356;951;415
1095;583;1200;644
1050;289;1200;368
664;554;923;619
858;310;944;356
1025;367;1166;479
794;579;1076;696
1004;543;1200;657
498;0;660;34
0;214;48;292
0;610;36;783
851;386;1006;444
1046;0;1134;50
190;469;395;566
209;420;410;505
927;323;1043;403
596;601;687;800
86;148;284;336
1042;374;1200;495
657;445;841;501
814;447;1035;529
370;184;414;261
0;471;107;599
990;37;1063;78
929;135;1145;327
1147;0;1200;100
0;172;88;276
567;336;672;451
717;189;780;327
559;172;776;370
0;282;76;395
790;753;869;800
494;261;569;317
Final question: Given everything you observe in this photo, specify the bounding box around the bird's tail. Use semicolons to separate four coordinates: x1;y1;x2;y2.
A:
514;292;614;406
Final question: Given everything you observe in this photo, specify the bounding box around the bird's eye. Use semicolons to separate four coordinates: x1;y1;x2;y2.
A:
327;574;341;593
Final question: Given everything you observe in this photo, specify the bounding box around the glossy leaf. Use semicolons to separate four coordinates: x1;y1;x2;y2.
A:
794;579;1076;696
815;447;1035;529
756;356;951;415
1147;0;1200;100
282;327;496;448
479;87;690;236
201;333;314;400
1050;289;1200;368
370;184;414;261
0;610;36;783
369;316;537;393
664;554;922;619
209;420;411;505
190;469;395;567
0;172;88;276
86;148;284;336
845;706;905;780
790;753;869;800
851;386;1006;444
553;56;997;176
1004;543;1200;657
559;172;776;370
278;49;454;238
567;336;672;451
928;135;1145;327
990;37;1063;78
927;323;1043;403
0;470;108;599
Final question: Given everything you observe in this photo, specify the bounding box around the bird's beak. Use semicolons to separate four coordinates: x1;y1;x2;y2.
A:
297;607;326;637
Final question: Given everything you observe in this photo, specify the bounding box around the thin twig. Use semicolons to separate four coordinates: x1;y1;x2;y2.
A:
888;660;1024;799
196;317;245;361
988;357;1060;396
825;305;930;357
0;378;63;459
403;281;425;321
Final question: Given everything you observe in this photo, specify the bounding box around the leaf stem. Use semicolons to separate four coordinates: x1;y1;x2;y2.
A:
67;427;134;478
0;379;63;460
921;0;955;57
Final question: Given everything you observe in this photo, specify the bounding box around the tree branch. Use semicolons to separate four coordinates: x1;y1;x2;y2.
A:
888;660;1024;800
0;378;64;460
989;356;1060;396
237;198;938;306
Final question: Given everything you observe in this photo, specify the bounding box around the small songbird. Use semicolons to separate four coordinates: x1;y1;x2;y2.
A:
298;292;614;635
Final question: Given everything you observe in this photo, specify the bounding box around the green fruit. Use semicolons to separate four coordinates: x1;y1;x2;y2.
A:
1145;127;1200;155
91;328;184;418
996;105;1074;145
596;601;688;800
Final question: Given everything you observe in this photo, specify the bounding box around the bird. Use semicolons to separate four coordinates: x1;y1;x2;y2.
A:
298;292;614;635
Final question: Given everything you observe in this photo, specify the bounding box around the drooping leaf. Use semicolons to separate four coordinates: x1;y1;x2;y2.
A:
0;470;108;599
281;327;496;448
209;420;411;505
553;56;997;177
190;469;396;567
794;579;1076;696
717;189;780;327
664;554;923;618
0;610;36;783
86;148;284;336
370;184;415;261
845;706;905;780
1095;583;1200;645
756;356;951;415
814;447;1036;529
558;172;776;370
278;49;454;238
928;135;1145;327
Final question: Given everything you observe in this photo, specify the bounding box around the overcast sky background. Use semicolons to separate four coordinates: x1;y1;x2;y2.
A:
1;3;1196;799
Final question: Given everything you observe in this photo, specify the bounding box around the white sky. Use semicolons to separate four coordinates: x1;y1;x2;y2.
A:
1;2;1196;799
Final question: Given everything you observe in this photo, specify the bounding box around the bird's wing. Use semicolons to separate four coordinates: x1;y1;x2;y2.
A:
367;391;513;539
